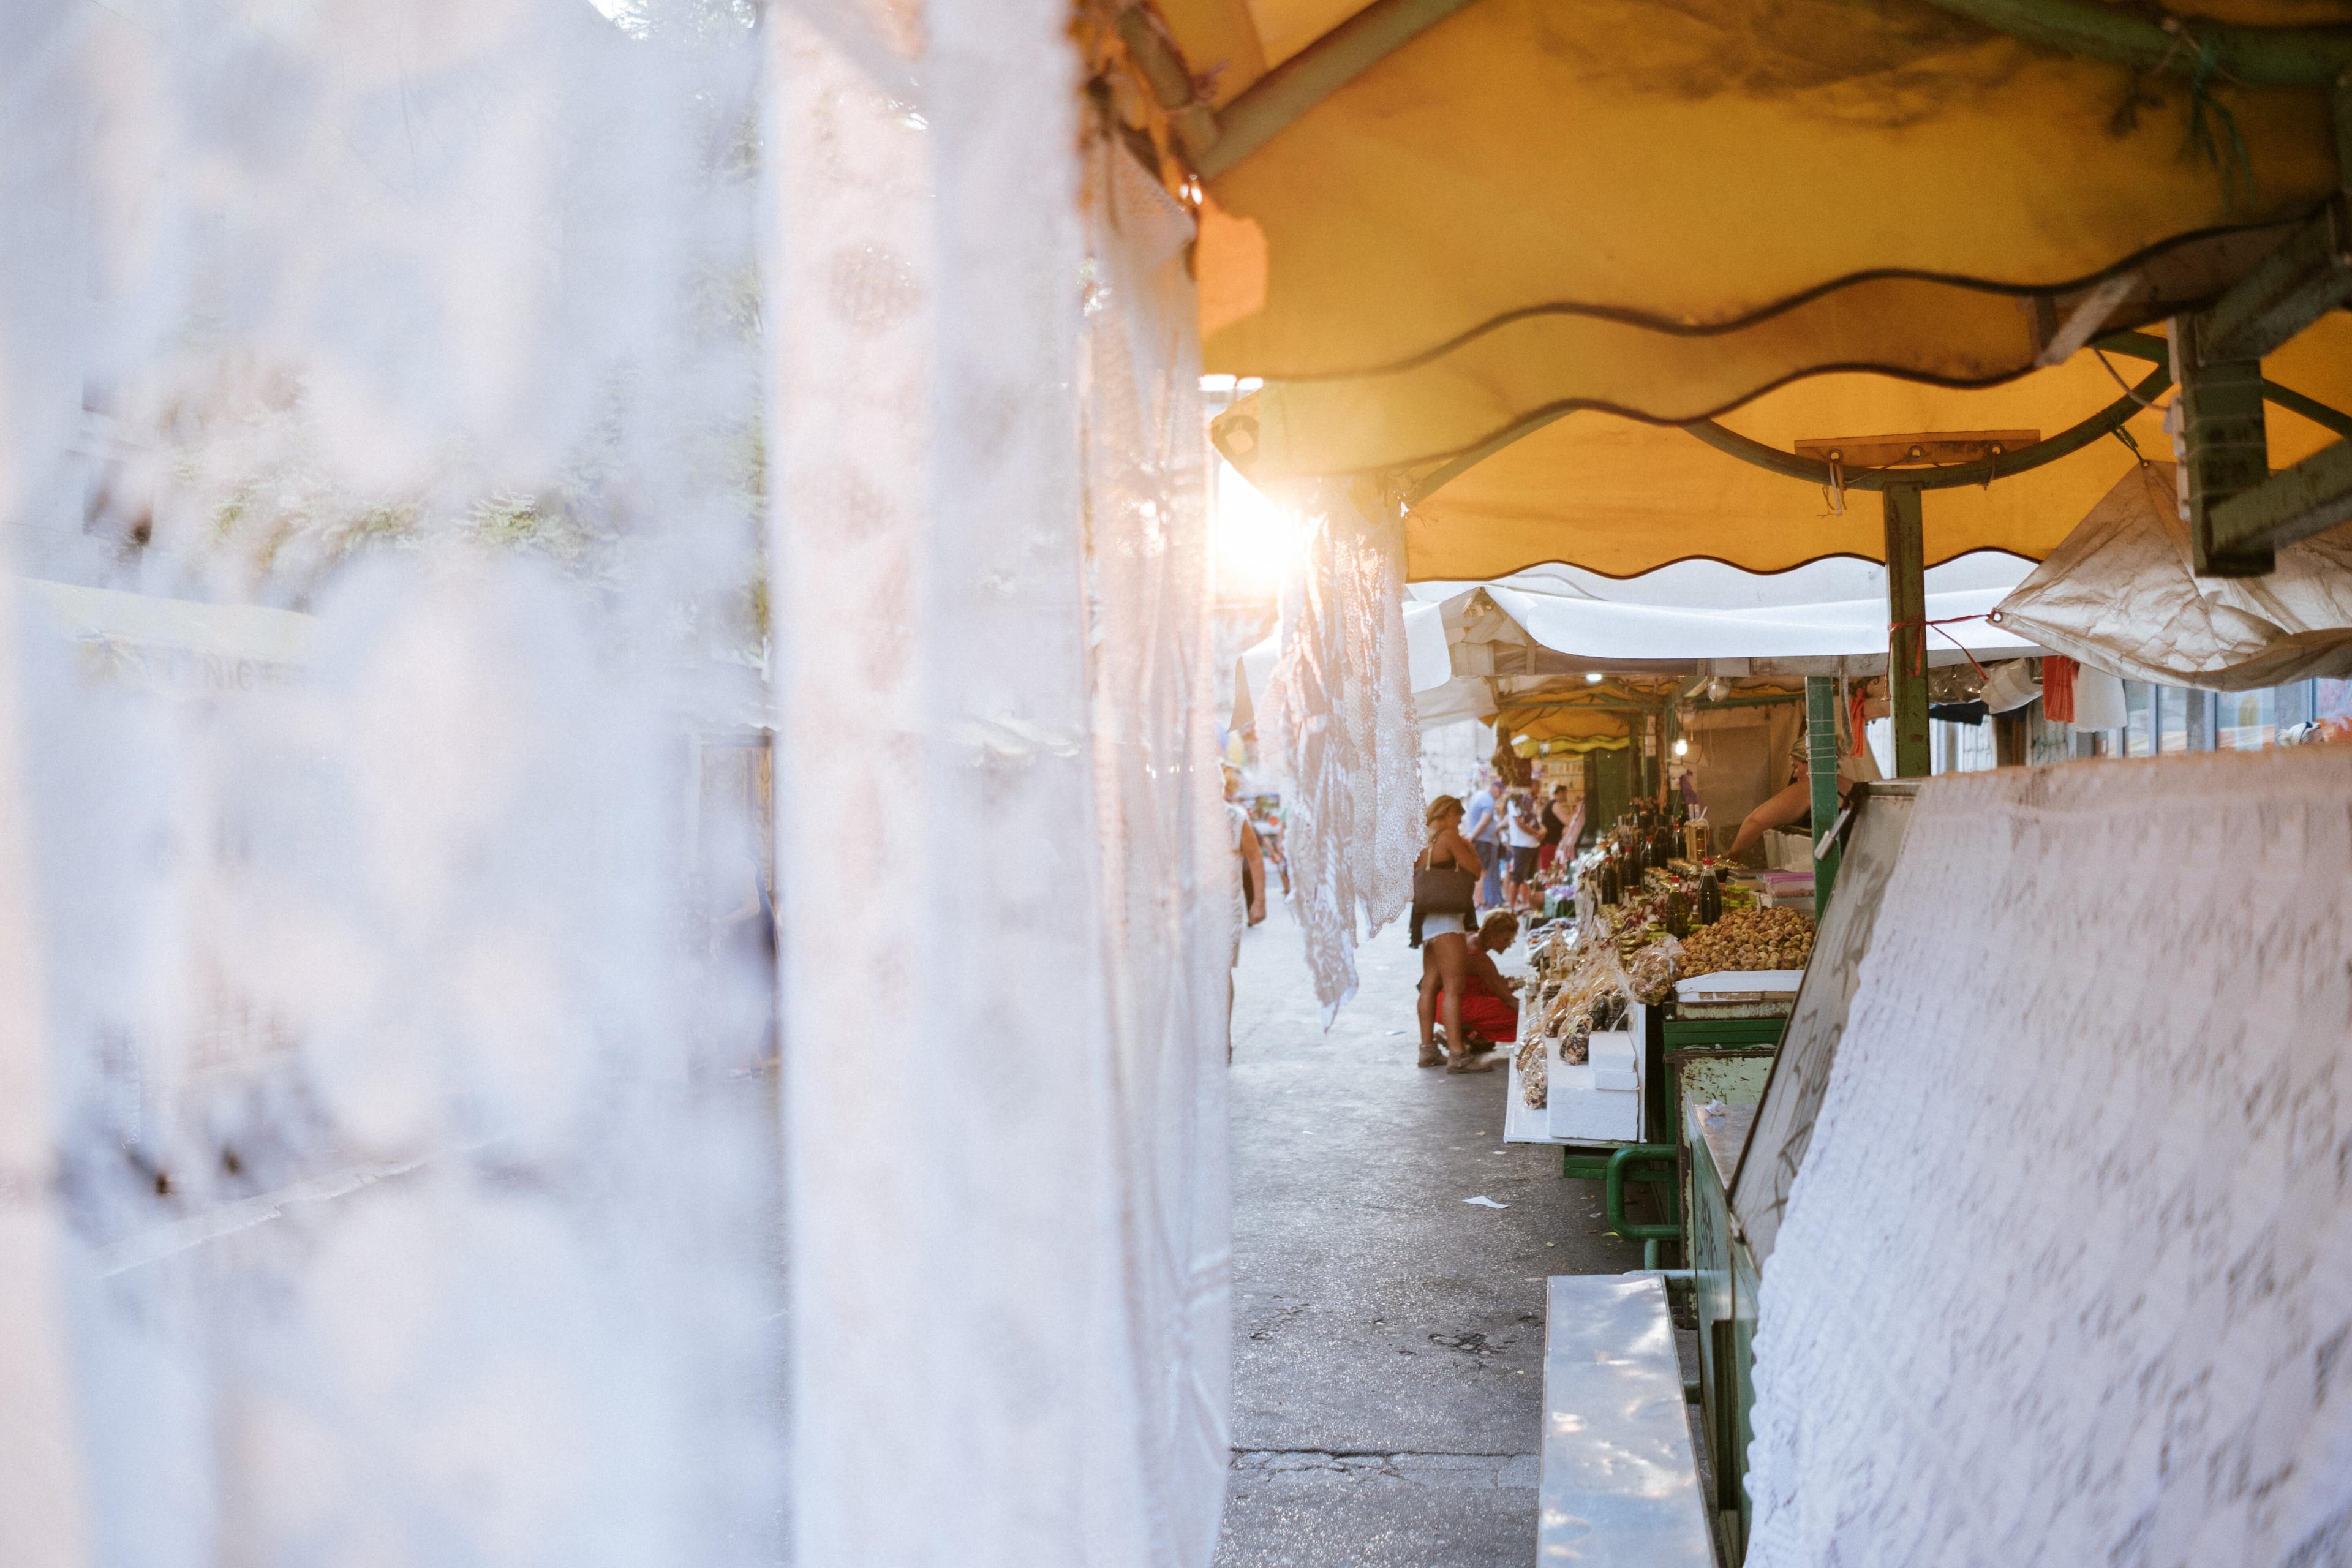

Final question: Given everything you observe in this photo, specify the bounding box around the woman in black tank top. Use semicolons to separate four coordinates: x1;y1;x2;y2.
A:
1413;797;1500;1072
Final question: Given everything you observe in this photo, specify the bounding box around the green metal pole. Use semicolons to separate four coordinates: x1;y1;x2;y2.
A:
1915;0;2352;88
1806;676;1842;914
1883;485;1930;778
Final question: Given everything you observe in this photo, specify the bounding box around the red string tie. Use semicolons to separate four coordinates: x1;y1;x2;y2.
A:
1888;613;1992;684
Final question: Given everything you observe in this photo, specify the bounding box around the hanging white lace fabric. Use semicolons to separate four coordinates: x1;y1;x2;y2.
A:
766;7;1228;1564
1;3;782;1562
1261;480;1421;1019
1746;748;2352;1567
1079;134;1234;1568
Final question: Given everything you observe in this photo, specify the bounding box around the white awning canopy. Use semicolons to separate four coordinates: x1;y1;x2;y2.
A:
1234;553;2049;737
1422;556;2039;673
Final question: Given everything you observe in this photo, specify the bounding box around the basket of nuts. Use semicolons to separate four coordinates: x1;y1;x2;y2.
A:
1678;905;1815;977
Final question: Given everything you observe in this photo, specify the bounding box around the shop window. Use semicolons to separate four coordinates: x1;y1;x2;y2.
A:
2215;687;2275;751
1931;718;1996;774
2124;682;2154;757
2155;687;2192;753
2316;679;2352;741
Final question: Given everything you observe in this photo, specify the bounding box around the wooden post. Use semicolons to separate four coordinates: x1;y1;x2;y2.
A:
1806;676;1841;913
1883;485;1930;778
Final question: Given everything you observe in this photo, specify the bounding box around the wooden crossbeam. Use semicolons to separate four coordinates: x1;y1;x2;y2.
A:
1792;431;2039;469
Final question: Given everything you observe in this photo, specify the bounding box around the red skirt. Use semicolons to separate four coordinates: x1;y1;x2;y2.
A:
1459;990;1518;1043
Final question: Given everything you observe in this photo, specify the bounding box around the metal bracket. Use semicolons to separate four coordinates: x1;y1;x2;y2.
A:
2209;437;2352;559
2195;194;2352;365
2170;312;2275;576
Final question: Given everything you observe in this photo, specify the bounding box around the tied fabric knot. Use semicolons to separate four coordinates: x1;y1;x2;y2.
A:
1888;612;1994;684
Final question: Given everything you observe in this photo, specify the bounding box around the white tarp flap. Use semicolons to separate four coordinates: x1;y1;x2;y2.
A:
1991;462;2352;690
1405;597;1453;690
1746;747;2352;1566
1472;577;2037;663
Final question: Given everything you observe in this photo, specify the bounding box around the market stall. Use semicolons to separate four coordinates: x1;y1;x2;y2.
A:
1504;802;1819;1200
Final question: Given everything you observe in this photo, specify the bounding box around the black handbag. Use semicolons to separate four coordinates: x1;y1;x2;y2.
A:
1409;861;1477;947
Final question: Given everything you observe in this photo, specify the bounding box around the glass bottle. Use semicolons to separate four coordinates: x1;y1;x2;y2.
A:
1696;857;1721;925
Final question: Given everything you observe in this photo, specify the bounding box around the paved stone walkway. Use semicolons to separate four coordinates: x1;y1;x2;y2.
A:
1214;898;1641;1567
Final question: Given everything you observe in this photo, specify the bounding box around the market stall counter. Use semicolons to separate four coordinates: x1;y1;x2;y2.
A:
1506;823;1817;1245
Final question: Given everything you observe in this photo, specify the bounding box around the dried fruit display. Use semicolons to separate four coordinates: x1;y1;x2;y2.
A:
1679;905;1815;976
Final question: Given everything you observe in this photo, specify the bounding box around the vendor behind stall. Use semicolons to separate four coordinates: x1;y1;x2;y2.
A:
1728;717;1880;858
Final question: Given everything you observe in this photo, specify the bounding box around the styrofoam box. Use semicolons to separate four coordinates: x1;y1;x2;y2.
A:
1588;1028;1640;1093
1549;1027;1641;1143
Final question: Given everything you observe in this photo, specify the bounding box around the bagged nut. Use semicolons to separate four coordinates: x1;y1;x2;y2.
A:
1627;935;1681;1005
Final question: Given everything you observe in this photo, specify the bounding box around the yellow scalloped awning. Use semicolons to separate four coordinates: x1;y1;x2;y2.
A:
1395;322;2352;579
1508;711;1634;750
1169;0;2345;415
1222;238;2297;481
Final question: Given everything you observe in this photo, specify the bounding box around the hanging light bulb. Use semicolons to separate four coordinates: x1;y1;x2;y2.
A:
1672;737;1689;758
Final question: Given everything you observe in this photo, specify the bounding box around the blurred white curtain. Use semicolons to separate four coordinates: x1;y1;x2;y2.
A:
0;2;782;1564
766;4;1229;1564
1261;481;1421;1019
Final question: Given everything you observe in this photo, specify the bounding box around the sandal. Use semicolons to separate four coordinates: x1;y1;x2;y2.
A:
1446;1054;1502;1074
1417;1044;1446;1068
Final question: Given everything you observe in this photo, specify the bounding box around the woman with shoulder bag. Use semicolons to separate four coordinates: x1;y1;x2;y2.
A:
1411;796;1500;1072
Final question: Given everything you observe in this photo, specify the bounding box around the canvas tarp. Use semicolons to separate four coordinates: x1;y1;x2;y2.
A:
1991;462;2352;690
1276;320;2351;581
1170;0;2346;412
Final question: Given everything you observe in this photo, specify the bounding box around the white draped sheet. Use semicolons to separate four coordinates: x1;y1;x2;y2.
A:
766;6;1230;1563
1747;747;2352;1566
0;1;1231;1562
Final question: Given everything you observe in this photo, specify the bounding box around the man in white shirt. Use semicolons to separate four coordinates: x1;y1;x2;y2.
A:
1461;780;1502;910
1501;790;1544;912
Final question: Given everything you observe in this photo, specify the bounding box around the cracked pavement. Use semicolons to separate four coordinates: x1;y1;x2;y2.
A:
1214;899;1642;1567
